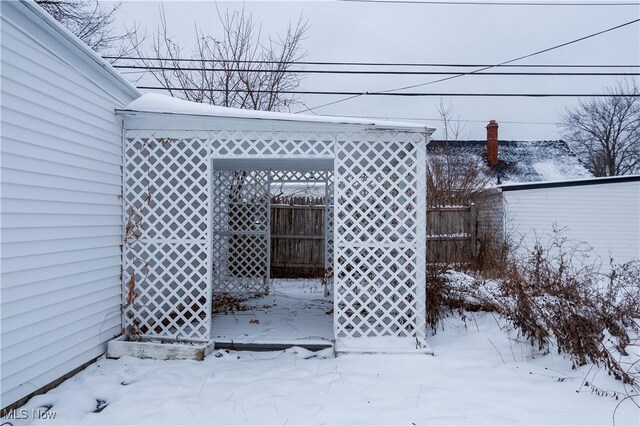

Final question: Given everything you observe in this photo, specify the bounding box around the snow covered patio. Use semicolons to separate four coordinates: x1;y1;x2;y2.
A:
6;313;639;425
211;279;333;351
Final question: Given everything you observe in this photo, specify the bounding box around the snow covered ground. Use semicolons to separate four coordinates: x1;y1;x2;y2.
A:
211;279;333;346
4;312;639;425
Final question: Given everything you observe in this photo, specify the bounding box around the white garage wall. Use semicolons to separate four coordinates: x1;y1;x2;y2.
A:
1;1;139;408
502;177;640;270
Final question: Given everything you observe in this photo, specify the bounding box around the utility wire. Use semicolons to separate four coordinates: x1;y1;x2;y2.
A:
338;0;640;5
112;65;640;76
105;56;639;68
331;114;560;124
136;86;639;97
298;17;640;112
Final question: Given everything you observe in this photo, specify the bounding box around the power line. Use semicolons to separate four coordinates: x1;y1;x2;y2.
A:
338;0;640;5
334;114;560;124
112;65;640;76
298;17;640;112
137;86;639;97
105;56;639;68
389;19;640;91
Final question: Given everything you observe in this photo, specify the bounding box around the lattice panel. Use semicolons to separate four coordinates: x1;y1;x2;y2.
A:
211;169;269;293
124;137;209;241
211;131;334;158
123;134;211;342
334;132;427;343
270;170;330;183
123;241;210;340
325;173;335;277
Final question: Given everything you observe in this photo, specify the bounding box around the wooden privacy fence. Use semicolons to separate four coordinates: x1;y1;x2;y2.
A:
426;205;477;266
270;196;478;277
270;196;327;278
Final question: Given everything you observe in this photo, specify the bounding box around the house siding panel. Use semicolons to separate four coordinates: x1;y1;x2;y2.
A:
1;1;138;408
503;180;640;269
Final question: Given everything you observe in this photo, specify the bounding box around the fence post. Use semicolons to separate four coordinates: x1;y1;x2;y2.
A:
469;203;478;261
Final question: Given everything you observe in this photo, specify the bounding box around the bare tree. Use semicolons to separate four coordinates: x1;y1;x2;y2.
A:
437;97;467;142
36;0;142;57
427;100;490;206
560;79;640;177
427;149;492;206
132;5;308;112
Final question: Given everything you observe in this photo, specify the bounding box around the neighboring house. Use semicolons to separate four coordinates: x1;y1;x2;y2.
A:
426;121;638;271
427;120;593;186
1;0;140;410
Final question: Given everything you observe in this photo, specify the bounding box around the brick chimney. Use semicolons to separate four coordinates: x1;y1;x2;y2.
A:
486;120;499;166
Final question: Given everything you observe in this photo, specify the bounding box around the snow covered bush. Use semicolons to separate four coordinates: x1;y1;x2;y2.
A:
425;267;497;330
428;232;640;387
496;245;639;386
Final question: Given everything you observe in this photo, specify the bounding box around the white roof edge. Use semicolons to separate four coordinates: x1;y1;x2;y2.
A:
117;93;435;133
499;174;640;189
20;0;140;99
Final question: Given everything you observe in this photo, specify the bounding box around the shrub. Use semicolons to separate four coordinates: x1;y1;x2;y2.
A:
427;231;640;387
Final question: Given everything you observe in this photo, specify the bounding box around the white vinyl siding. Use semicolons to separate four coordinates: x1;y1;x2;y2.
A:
503;179;640;270
1;1;138;408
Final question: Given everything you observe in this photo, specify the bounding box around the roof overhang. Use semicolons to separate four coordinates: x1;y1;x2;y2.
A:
499;174;640;192
117;93;436;135
212;157;334;171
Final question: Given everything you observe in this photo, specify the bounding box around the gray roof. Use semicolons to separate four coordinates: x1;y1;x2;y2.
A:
428;140;593;184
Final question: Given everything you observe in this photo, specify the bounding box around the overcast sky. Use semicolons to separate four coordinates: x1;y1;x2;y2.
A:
113;0;640;139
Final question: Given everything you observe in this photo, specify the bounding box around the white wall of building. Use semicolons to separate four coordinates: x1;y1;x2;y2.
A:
1;1;139;408
502;177;640;270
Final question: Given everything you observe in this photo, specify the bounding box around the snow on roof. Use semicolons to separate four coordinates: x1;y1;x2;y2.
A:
120;93;434;132
428;140;593;184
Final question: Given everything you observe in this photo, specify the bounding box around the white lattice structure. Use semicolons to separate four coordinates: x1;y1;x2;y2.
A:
211;169;270;294
118;94;433;352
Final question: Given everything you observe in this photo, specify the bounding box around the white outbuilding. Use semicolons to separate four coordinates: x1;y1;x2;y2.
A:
500;176;640;269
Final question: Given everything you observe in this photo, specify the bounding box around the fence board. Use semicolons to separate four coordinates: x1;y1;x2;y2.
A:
270;196;326;278
269;197;478;277
426;205;475;266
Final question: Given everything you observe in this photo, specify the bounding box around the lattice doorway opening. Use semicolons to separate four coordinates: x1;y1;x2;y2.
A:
211;158;334;296
210;159;335;347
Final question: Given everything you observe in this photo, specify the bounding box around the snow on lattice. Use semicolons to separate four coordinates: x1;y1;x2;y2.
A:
122;128;427;347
